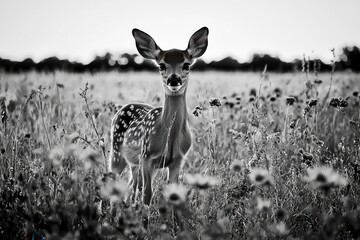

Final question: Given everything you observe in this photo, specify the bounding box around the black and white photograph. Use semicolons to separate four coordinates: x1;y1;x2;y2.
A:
0;0;360;239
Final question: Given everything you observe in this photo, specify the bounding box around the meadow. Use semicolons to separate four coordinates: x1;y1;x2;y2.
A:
1;65;360;239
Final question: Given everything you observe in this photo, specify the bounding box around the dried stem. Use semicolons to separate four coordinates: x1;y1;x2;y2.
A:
79;82;107;170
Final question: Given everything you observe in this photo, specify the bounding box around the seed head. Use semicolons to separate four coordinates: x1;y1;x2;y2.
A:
192;106;203;117
209;98;222;107
330;98;348;108
308;99;318;107
285;97;296;106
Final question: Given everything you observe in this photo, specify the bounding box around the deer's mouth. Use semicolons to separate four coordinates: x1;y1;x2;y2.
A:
166;75;183;92
167;83;182;92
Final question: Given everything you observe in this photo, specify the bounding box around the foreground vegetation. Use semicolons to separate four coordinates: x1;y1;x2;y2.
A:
1;64;360;239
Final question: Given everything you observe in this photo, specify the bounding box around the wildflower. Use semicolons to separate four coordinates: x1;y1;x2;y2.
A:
305;167;347;193
163;183;187;205
99;179;127;203
56;83;64;88
289;119;297;129
209;98;222;107
256;198;271;211
93;108;101;119
158;205;168;215
48;147;64;166
275;221;289;235
270;96;277;102
230;159;245;172
275;208;287;221
285;97;296;106
329;97;348;108
192;106;203;117
273;87;282;97
99;138;105;147
7;100;17;113
302;152;314;166
308;99;318;107
249;168;274;187
314;79;323;84
249;88;257;97
202;218;228;239
339;99;348;107
353;91;359;97
249;97;255;102
185;173;218;190
79;148;102;171
329;98;340;107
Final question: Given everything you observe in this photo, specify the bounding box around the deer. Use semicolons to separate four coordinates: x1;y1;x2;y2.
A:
108;27;209;206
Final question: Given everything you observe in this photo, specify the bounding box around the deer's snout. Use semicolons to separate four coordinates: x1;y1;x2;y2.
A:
167;74;182;87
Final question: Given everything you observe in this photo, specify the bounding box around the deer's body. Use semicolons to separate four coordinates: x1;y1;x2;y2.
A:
108;27;209;205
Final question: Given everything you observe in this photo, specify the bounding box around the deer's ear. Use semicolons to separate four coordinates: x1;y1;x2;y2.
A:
186;27;209;59
132;29;161;60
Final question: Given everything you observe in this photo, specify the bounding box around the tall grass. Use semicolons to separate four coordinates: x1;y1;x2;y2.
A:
0;65;359;239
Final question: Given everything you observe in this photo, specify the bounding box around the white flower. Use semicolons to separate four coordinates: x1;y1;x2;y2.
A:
275;221;289;235
257;198;271;211
305;166;347;193
100;179;127;203
185;173;218;189
79;148;102;171
230;159;245;172
163;183;187;205
249;168;274;186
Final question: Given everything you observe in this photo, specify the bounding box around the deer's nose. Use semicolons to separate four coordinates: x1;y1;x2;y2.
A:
167;74;182;86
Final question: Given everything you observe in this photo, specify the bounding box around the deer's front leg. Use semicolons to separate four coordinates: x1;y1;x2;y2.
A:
141;158;154;206
168;155;183;183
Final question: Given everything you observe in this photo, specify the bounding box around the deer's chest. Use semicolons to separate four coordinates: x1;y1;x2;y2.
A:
148;124;191;167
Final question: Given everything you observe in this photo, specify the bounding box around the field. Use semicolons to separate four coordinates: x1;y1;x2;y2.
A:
1;67;360;239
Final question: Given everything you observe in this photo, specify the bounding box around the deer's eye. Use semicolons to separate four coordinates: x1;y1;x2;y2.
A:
182;63;190;71
159;64;166;71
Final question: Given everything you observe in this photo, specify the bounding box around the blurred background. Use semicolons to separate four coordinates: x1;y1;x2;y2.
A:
0;0;359;73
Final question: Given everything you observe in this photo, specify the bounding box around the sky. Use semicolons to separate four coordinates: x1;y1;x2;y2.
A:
0;0;359;64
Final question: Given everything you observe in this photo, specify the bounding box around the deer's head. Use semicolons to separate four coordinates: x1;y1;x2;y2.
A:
132;27;209;96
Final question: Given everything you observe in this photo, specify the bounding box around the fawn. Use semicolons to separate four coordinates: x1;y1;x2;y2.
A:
108;27;209;205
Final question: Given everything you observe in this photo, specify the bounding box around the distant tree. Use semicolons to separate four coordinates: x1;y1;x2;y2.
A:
192;58;207;71
18;58;36;71
87;53;113;72
0;58;16;72
340;46;360;72
36;57;61;72
209;57;241;71
249;54;292;72
1;46;360;73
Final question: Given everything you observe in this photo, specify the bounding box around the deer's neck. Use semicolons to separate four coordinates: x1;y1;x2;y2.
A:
162;93;188;130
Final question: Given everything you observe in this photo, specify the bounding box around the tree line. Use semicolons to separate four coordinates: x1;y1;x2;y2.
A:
0;46;359;73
